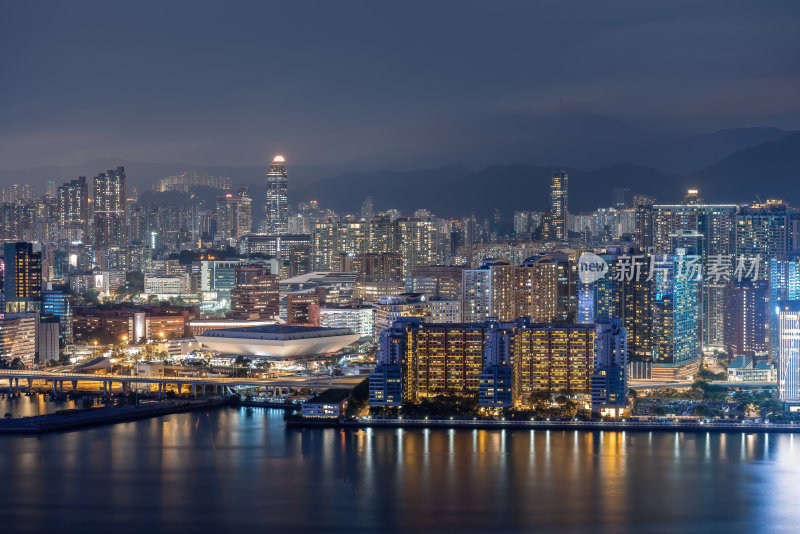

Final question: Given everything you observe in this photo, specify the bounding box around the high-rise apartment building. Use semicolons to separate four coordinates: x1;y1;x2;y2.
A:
550;170;569;241
93;167;127;247
653;197;738;347
215;193;252;242
405;265;466;300
369;317;598;406
57;177;89;241
462;258;514;322
265;155;289;234
723;281;768;357
515;254;576;323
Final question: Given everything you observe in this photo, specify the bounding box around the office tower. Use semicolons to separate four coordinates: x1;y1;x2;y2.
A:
396;218;438;276
42;290;73;345
57;177;89;241
591;320;628;416
3;242;42;312
265;155;289;234
777;301;800;407
769;257;800;359
723;281;768;357
462;258;514;322
405;265;466;300
229;263;279;319
215;193;252;241
651;252;701;378
93;167;127;247
515;254;576;323
550;169;569;241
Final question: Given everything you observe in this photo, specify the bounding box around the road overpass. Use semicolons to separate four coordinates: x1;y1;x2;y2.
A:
0;370;365;398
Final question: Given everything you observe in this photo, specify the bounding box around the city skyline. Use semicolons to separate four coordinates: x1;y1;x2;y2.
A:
1;3;799;533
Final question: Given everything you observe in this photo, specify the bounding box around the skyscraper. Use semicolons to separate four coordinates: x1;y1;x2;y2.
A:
777;301;800;408
3;242;42;312
591;320;628;416
462;258;514;322
723;281;768;357
550;169;568;241
57;177;89;242
265;155;289;234
93;167;127;248
215;193;252;242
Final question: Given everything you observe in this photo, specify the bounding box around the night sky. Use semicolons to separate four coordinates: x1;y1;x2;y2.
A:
1;1;799;170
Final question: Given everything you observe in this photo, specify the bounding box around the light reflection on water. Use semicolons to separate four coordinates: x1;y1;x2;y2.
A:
0;406;798;533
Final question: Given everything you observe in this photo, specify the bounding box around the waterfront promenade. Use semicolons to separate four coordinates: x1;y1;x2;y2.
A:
289;417;800;434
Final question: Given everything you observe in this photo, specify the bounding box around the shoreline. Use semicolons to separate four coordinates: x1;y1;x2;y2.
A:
0;398;229;435
287;417;800;434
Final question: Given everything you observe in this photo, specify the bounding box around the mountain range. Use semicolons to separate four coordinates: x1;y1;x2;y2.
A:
0;119;798;221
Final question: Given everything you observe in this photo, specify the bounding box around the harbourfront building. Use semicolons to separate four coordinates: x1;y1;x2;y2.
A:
591;319;628;416
369;317;610;408
777;301;800;408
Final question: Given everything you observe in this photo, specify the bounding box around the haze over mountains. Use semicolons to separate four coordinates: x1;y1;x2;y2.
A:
0;114;797;221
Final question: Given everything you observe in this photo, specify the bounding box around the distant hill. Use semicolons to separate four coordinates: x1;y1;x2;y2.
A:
1;126;797;222
294;131;800;218
689;131;800;203
294;163;674;217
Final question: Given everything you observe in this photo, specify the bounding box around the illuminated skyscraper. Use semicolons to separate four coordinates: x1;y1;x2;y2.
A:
769;257;800;359
93;167;127;247
651;252;701;379
57;176;89;241
265;155;289;234
462;258;514;322
653;197;738;347
515;254;576;323
3;242;42;312
777;301;800;407
550;169;568;241
215;193;252;242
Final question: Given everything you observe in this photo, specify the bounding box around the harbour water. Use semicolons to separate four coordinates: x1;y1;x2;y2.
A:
0;401;798;533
